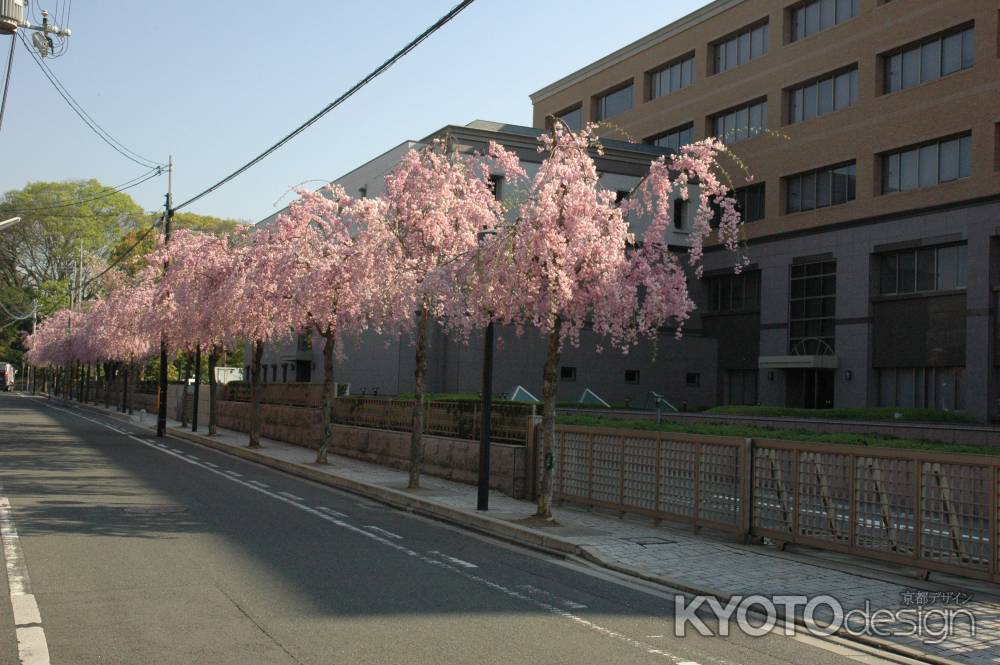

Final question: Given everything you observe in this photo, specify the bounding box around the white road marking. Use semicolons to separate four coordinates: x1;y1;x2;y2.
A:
186;455;200;461
249;480;269;488
204;462;219;469
316;506;348;518
428;551;478;569
518;584;588;609
363;525;403;540
224;470;242;478
170;448;184;453
33;401;712;665
277;491;304;502
0;491;52;665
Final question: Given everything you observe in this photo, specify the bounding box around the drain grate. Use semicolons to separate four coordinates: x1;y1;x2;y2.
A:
122;505;188;515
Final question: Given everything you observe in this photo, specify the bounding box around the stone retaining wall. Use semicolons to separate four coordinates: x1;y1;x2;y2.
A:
214;400;528;498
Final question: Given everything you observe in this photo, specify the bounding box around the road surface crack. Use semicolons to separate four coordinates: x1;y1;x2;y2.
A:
215;584;304;665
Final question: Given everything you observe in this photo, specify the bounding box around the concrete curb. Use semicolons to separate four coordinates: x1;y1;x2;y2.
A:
57;398;963;665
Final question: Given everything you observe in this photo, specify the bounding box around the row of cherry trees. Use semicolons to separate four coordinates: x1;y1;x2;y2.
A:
25;125;745;518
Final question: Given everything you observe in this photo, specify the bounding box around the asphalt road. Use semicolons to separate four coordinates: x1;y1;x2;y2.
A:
0;393;897;665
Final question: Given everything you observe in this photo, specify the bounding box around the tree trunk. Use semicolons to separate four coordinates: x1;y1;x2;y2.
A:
535;320;562;519
180;355;192;427
121;364;129;413
316;330;336;465
248;340;263;448
208;347;219;436
191;345;201;433
409;303;431;489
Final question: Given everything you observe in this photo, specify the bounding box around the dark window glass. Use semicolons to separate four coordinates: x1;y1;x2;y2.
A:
806;2;820;35
560;366;577;381
820;0;836;29
834;71;850;110
936;245;959;290
787;175;802;213
959;134;972;177
921;39;941;81
816;168;831;207
673;198;687;229
899;149;918;191
818;77;834;115
884;153;900;193
886;53;902;93
962;28;975;68
918;143;939;188
790;87;803;123
916;248;936;291
557;107;582;131
713;100;766;145
831;166;847;204
939;137;960;182
789;260;836;353
803;83;818;120
686;373;701;387
846;163;856;200
715;24;768;73
625;370;640;384
650;56;695;99
792;7;806;41
902;48;920;88
941;32;962;75
880;253;897;294
898;252;915;293
595;84;633;121
801;172;817;210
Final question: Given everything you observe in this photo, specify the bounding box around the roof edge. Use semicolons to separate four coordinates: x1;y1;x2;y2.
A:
529;0;745;104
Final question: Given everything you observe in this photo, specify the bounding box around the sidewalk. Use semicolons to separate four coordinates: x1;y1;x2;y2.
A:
75;400;1000;664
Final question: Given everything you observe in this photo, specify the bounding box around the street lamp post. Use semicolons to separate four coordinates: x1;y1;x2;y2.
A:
0;216;22;231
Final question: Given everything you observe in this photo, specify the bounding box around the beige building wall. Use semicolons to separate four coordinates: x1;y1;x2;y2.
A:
531;0;1000;243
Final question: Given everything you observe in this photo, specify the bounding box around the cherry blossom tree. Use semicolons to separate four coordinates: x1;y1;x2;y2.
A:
356;138;524;488
474;124;744;519
265;185;365;464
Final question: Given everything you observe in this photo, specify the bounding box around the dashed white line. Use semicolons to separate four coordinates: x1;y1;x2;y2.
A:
249;480;269;488
1;490;51;665
224;470;242;478
204;462;219;469
428;551;478;569
277;491;304;502
316;506;348;518
364;525;403;540
32;400;710;665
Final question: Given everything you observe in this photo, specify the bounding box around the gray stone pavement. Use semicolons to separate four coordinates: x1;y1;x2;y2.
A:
79;401;1000;663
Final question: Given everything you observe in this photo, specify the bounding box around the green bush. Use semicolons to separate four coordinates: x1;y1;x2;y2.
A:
556;414;997;456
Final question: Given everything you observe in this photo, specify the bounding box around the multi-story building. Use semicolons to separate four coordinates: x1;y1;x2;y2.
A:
531;0;1000;420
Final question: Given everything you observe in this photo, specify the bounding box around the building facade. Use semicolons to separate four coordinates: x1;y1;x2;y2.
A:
531;0;1000;421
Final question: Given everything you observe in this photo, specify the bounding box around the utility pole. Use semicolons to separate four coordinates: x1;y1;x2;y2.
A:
156;156;173;437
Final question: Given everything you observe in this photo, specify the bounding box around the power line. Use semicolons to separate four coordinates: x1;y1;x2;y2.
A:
4;167;163;213
174;0;476;212
83;216;163;288
17;31;161;169
0;35;14;137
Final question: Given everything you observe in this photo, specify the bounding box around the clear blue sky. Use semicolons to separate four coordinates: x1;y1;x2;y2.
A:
1;1;708;222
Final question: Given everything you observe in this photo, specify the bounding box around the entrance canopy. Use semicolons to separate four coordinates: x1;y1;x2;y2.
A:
758;355;839;370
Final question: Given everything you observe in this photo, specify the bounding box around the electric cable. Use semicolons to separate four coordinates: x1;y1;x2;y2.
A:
0;35;15;137
4;167;163;213
17;31;161;168
173;0;476;212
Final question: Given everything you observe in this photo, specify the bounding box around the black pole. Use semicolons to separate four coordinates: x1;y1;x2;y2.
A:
156;158;174;438
121;365;128;413
477;321;494;511
191;344;201;432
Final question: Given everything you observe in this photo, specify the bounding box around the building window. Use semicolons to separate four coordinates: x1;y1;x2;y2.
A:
790;0;859;42
712;99;767;145
878;367;963;411
625;370;640;384
882;133;971;194
705;271;761;313
282;364;288;383
713;23;768;74
786;162;856;213
788;66;858;124
648;54;695;100
673;198;688;230
734;183;766;223
883;25;974;94
646;123;694;151
594;83;633;121
560;366;577;381
789;261;836;354
553;105;582;131
686;373;701;387
488;174;504;200
878;245;967;295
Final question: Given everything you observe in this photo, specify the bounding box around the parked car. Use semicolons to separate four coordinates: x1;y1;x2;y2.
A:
0;363;16;392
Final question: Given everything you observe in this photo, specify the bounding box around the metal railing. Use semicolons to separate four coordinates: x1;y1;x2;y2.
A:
549;425;1000;582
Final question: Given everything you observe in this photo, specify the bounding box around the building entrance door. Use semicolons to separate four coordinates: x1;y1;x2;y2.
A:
786;369;834;409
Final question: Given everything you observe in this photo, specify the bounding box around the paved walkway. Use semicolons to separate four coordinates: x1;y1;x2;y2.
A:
77;400;1000;663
